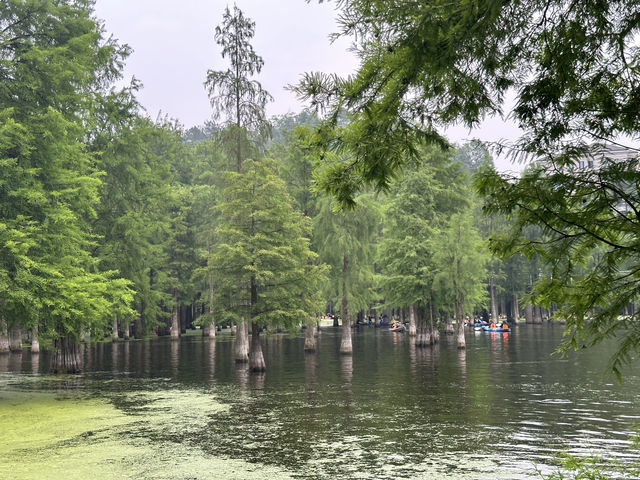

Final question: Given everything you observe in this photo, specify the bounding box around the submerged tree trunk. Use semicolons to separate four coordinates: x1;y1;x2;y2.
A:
525;303;533;324
339;303;352;354
444;318;455;334
0;318;9;352
512;295;520;323
489;276;498;323
304;320;317;352
206;275;216;337
339;255;352;354
455;301;466;349
9;324;22;352
111;318;119;342
533;305;544;324
50;337;82;373
234;319;249;362
31;324;40;353
408;305;417;336
249;322;266;372
170;289;180;340
430;303;438;344
414;306;430;347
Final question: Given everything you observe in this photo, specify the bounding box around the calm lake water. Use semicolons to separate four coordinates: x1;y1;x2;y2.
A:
1;325;639;479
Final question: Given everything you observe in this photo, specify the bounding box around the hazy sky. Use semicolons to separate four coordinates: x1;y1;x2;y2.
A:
94;1;358;126
93;0;522;171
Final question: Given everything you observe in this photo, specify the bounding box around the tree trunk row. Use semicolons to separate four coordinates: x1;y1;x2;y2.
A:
50;337;82;374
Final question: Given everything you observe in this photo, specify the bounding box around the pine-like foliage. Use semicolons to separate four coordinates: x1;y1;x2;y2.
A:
297;0;640;204
378;147;471;310
0;0;134;345
205;5;273;168
476;157;640;378
209;158;325;329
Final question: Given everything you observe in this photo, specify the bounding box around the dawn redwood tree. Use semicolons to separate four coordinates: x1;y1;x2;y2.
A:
378;147;469;346
205;5;273;358
314;193;379;354
273;125;324;350
190;138;228;338
0;0;134;372
209;158;325;372
94;117;176;340
205;4;272;169
432;212;488;349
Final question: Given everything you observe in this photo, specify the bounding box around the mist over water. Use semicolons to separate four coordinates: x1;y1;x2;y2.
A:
1;325;638;479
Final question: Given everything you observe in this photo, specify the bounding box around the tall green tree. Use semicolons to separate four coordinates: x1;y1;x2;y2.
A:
0;0;134;371
209;157;325;372
378;147;469;345
314;193;380;354
432;211;488;348
190;137;227;338
204;4;273;170
204;5;273;359
94;116;176;340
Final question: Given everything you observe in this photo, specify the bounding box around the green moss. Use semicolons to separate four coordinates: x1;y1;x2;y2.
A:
0;388;294;479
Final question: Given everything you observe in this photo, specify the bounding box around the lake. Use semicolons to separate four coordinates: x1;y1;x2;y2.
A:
1;324;638;479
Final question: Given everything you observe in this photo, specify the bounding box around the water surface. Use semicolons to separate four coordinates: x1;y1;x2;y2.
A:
1;325;638;479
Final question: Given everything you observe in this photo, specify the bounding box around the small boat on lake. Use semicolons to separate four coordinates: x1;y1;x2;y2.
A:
390;323;406;332
482;326;511;332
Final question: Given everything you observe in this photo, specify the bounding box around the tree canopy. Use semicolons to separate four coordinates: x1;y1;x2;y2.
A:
297;0;640;204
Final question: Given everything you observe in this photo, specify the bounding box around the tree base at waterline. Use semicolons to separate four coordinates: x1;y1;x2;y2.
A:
50;337;82;374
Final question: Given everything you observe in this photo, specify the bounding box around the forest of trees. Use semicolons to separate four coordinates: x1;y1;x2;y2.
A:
1;1;636;378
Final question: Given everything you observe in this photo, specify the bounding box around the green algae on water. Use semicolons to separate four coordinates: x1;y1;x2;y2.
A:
0;388;294;480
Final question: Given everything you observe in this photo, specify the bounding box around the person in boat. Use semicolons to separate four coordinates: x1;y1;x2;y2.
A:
501;322;508;329
489;322;496;328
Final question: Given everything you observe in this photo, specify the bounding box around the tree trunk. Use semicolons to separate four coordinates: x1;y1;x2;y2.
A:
339;305;352;354
456;301;466;349
339;255;352;354
50;337;82;374
170;289;179;340
249;322;266;372
135;307;143;339
444;318;455;334
0;318;9;352
525;303;533;323
489;276;498;323
430;303;439;344
206;274;216;337
9;324;22;352
234;319;249;362
512;295;520;323
304;320;317;352
414;306;430;347
123;321;130;340
31;324;40;354
408;305;417;336
111;317;119;342
533;305;543;324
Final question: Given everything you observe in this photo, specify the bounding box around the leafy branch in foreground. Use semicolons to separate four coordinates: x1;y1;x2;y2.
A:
475;154;640;379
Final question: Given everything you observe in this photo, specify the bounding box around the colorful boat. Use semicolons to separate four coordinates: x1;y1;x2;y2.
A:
482;326;511;332
389;323;406;332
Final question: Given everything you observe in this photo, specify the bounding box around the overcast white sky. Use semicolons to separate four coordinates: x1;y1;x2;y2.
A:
93;0;522;172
